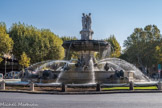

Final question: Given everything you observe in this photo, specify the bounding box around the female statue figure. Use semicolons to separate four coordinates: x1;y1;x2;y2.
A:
82;13;86;29
82;13;91;30
86;13;91;30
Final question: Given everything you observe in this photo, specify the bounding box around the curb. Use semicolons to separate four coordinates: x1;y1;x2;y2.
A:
1;90;162;95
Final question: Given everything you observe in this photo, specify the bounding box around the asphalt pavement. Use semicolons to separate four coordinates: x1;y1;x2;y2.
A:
0;92;162;108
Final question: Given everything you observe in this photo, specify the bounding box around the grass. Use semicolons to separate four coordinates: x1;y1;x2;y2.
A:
103;86;158;90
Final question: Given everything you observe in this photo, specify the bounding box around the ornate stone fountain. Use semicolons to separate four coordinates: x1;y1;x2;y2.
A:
23;13;150;84
60;13;109;84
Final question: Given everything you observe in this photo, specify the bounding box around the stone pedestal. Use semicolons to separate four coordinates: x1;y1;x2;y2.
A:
80;29;93;40
61;83;66;92
96;83;101;91
30;82;34;91
158;81;162;90
129;81;134;90
0;81;5;90
126;71;134;82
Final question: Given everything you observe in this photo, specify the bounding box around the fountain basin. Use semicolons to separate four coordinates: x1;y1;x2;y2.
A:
62;40;109;51
57;71;129;84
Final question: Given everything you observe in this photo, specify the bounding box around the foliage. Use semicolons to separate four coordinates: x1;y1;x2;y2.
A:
41;29;64;61
105;35;121;57
0;57;3;63
19;52;31;68
9;22;64;63
155;41;162;64
123;25;162;70
61;36;79;60
0;22;14;55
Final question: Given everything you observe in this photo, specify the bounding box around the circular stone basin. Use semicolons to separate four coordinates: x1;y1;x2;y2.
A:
62;40;109;51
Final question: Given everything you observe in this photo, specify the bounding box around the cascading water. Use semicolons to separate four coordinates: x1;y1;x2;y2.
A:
27;60;53;71
66;42;73;60
89;58;95;84
33;60;69;73
55;63;68;83
98;58;150;82
101;43;111;59
98;61;124;71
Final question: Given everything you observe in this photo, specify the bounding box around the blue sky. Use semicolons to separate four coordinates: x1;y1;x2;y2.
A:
1;0;162;48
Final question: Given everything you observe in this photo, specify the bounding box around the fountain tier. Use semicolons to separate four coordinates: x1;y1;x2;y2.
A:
62;40;109;52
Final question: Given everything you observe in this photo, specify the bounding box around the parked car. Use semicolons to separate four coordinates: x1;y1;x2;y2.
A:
5;71;20;79
152;73;159;80
0;73;3;79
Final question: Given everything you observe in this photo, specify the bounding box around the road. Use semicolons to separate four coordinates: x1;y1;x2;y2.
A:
0;92;162;108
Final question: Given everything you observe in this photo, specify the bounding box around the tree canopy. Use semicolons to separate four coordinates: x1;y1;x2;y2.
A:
105;35;121;57
122;25;162;70
0;21;161;70
0;22;13;55
9;22;64;63
19;52;31;68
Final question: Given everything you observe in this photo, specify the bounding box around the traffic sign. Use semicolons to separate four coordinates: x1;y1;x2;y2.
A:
158;64;161;74
158;64;161;70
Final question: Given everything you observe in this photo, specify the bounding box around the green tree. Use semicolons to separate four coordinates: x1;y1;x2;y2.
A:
123;25;162;71
41;29;64;60
0;22;13;55
9;22;64;63
19;52;31;68
105;35;121;57
155;41;162;64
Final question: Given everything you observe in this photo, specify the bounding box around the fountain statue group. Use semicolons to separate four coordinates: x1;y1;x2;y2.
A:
22;13;150;84
82;13;92;30
80;13;94;40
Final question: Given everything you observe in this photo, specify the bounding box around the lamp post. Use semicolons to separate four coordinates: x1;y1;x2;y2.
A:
158;64;161;82
3;54;9;78
11;54;14;79
12;54;13;72
5;57;6;77
3;55;7;78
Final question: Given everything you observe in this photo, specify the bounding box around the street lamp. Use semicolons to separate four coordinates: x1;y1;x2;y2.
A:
3;54;7;78
11;54;14;79
3;53;11;78
158;64;161;82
